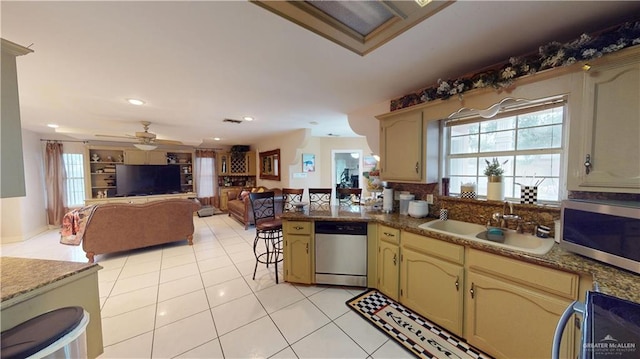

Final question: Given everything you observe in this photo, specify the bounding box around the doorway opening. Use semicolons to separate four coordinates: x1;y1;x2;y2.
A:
332;150;363;198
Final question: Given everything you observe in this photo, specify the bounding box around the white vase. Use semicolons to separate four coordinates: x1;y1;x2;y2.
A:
487;176;503;201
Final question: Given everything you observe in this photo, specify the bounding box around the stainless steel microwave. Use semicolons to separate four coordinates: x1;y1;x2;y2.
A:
561;199;640;274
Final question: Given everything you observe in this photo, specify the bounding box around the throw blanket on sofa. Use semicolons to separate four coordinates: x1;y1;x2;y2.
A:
60;205;97;246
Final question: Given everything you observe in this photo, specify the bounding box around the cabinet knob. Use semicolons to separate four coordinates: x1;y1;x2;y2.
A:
384;232;395;237
305;243;309;254
415;162;419;173
470;282;475;299
294;226;303;230
393;253;397;266
584;154;592;175
455;276;459;291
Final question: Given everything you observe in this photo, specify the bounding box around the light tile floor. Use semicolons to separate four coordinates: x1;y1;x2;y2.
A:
1;214;410;358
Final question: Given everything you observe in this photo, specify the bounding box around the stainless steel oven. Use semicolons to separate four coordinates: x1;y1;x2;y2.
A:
553;290;640;359
315;221;367;287
561;200;640;274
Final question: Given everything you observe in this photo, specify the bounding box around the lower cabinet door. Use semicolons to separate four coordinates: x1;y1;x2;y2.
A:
400;248;464;336
284;235;312;284
465;271;575;359
377;240;399;301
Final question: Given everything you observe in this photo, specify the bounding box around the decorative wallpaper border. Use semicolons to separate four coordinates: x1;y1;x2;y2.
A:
390;18;640;112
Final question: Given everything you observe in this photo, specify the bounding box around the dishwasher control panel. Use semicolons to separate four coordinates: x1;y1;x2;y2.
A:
315;221;367;235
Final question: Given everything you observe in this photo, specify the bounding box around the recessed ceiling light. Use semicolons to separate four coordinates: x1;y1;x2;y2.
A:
243;116;254;122
213;137;221;141
47;123;59;128
127;98;145;106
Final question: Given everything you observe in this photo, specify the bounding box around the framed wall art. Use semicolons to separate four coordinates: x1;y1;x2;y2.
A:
302;153;315;173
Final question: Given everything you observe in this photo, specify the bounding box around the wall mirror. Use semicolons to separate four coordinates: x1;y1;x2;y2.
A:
259;149;281;181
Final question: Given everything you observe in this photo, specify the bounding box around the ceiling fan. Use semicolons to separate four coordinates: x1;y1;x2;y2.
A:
96;121;183;150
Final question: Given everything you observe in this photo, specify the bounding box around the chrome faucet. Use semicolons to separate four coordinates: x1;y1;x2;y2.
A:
492;201;521;228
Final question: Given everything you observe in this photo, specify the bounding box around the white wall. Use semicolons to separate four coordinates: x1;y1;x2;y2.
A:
1;129;48;243
254;128;309;189
347;100;390;156
253;129;373;201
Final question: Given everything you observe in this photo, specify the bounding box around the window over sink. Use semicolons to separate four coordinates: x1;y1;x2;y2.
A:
445;96;566;203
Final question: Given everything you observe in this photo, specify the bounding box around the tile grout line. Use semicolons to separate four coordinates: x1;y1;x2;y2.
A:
198;216;227;358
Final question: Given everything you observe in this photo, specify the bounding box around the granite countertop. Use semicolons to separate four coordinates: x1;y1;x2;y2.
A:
282;206;640;304
1;257;102;304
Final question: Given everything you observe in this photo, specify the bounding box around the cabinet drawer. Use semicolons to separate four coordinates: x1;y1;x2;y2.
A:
378;225;400;245
402;231;464;265
468;249;579;299
285;221;312;235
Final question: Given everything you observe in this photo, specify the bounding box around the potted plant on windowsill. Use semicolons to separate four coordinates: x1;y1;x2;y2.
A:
484;158;507;201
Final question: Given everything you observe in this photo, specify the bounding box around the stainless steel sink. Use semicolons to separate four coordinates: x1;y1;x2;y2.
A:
419;219;554;255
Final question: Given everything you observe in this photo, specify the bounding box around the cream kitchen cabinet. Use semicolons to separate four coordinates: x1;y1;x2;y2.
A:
217;151;256;176
124;149;167;165
400;231;465;336
377;109;438;183
283;220;313;284
568;47;640;193
377;225;400;301
465;249;577;359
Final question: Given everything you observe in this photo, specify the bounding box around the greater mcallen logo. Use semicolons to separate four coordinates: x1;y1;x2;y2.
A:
584;334;636;356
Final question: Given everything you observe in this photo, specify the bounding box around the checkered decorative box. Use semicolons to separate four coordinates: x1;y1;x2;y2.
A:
520;186;538;204
460;191;477;199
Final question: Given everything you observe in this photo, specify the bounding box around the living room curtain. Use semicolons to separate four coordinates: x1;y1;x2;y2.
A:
45;141;67;226
195;149;217;207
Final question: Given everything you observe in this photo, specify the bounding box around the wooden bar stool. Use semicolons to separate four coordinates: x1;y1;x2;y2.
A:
282;188;304;212
308;188;332;210
249;191;283;283
337;187;362;206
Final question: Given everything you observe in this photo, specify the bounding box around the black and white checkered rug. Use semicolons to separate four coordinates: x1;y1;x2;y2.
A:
347;289;493;359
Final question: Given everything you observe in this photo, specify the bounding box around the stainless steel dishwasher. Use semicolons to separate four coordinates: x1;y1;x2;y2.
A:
314;221;367;287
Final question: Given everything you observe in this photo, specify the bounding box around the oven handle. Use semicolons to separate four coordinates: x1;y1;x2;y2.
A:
551;300;585;359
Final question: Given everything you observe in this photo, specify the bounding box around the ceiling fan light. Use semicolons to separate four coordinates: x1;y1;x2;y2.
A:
134;143;157;151
127;98;145;106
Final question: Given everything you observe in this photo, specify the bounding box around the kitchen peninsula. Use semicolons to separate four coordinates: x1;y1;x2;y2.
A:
0;257;103;358
282;204;640;359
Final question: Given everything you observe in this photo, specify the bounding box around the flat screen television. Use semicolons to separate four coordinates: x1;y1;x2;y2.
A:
116;164;181;196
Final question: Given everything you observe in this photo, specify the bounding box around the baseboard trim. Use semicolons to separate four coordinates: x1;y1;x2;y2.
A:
1;225;50;244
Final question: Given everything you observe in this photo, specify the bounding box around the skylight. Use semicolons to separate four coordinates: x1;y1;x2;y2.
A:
306;1;394;37
252;0;453;56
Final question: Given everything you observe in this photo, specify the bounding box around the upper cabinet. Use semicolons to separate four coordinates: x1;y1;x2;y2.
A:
217;151;256;176
124;150;167;165
377;109;438;183
568;48;640;193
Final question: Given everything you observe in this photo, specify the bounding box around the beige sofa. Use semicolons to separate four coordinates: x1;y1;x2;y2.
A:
82;199;201;263
227;187;283;229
